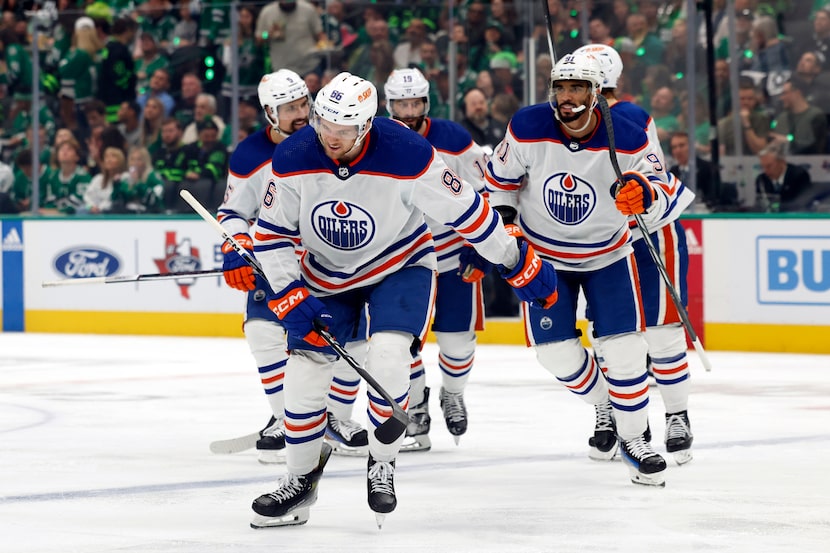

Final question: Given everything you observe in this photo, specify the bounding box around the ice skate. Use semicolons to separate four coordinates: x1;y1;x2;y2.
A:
439;386;467;444
588;400;618;461
324;412;369;456
367;455;396;529
250;442;333;528
256;415;286;464
401;387;431;452
619;434;667;487
664;410;693;465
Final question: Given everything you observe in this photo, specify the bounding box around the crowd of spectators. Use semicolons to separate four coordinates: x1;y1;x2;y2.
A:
1;0;829;216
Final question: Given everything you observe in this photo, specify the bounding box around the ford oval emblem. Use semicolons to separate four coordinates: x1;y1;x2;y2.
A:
53;247;121;278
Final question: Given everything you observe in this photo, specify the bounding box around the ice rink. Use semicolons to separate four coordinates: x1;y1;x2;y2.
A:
1;332;828;553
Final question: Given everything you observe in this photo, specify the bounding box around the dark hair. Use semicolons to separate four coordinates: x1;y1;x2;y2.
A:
15;149;33;168
787;76;809;97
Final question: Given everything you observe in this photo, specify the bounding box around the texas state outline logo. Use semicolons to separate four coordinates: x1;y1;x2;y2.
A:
543;172;596;225
153;231;201;299
311;200;375;250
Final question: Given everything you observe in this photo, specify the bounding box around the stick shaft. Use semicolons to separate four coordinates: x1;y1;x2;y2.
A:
42;269;223;287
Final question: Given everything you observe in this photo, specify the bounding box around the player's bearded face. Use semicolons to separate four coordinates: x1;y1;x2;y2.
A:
278;98;311;134
390;98;427;132
552;80;592;123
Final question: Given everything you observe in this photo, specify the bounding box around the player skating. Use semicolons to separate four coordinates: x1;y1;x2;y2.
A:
217;70;368;461
574;43;695;465
249;72;558;528
485;52;669;487
384;68;491;450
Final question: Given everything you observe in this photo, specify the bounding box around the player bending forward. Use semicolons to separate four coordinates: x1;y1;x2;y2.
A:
486;52;671;487
218;69;369;461
249;72;558;528
384;68;491;450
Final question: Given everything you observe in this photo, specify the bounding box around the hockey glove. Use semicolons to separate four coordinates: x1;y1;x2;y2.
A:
614;171;656;215
221;233;256;291
268;282;333;348
459;245;493;283
498;239;558;309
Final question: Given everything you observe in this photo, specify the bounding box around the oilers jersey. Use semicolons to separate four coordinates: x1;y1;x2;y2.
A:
218;128;278;235
421;117;488;274
253;117;516;296
486;103;670;272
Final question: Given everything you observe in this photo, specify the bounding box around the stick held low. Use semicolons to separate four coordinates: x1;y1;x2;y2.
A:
42;269;223;287
179;189;409;443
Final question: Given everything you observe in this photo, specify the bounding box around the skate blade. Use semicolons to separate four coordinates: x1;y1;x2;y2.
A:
452;435;461;446
626;466;666;487
257;449;287;465
374;513;386;530
671;448;693;466
325;439;369;457
250;508;310;529
399;434;431;452
588;443;619;461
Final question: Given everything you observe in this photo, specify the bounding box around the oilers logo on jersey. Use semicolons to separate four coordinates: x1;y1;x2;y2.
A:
544;173;596;225
311;200;375;250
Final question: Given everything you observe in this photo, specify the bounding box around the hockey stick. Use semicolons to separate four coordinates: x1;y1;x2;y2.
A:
42;269;222;287
596;95;712;372
179;189;409;443
541;0;558;63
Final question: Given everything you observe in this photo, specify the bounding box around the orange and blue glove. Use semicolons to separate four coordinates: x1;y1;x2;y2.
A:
498;238;558;309
459;245;493;283
268;281;333;347
614;171;656;215
221;233;256;291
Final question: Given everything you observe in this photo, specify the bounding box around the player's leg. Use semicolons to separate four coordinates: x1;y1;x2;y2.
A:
587;255;666;487
326;338;369;456
363;266;435;525
635;220;693;465
243;288;289;464
526;272;614;459
432;270;484;442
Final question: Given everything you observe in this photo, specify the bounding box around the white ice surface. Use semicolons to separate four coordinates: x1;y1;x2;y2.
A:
1;333;828;553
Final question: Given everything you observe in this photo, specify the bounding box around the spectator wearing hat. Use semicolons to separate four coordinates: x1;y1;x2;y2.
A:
488;50;521;100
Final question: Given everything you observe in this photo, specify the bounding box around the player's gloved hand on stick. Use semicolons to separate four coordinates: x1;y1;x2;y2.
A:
459;245;493;283
498;238;558;309
268;281;333;347
221;233;257;291
614;171;656;215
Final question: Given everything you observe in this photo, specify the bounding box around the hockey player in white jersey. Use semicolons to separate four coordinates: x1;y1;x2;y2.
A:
485;52;669;487
249;72;558;528
218;69;369;461
384;68;491;450
573;43;695;464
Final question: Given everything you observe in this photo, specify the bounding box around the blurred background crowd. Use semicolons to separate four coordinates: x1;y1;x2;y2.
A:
1;0;829;220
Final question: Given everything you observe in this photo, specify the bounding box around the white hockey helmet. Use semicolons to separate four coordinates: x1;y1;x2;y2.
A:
384;68;430;117
312;72;377;143
257;69;310;129
550;52;604;93
573;43;623;89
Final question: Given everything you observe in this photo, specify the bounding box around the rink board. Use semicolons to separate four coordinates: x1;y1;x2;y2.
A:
2;215;830;353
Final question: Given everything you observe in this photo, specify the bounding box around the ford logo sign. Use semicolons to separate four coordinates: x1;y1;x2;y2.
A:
54;247;121;278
